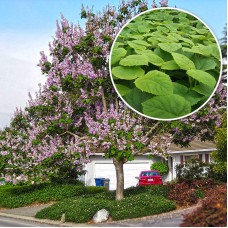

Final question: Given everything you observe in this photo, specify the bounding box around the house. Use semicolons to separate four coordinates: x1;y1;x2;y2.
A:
84;140;216;190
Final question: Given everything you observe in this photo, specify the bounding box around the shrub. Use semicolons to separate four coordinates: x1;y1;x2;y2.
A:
175;158;209;180
168;179;219;206
36;193;176;223
194;189;204;199
181;184;227;227
151;162;169;176
0;183;107;208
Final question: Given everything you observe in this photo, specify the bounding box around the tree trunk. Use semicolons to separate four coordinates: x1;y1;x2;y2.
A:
113;158;124;200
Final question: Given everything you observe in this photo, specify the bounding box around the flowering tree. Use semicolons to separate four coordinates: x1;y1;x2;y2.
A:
0;0;226;201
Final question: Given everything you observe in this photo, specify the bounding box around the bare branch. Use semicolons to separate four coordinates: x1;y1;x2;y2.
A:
101;87;107;113
145;122;160;137
60;131;88;143
115;98;119;112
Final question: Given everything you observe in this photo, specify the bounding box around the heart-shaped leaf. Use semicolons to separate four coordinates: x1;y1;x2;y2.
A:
172;53;195;70
119;55;148;66
187;69;216;88
172;83;202;106
158;43;182;53
142;94;191;119
140;50;164;66
115;83;132;96
192;57;217;71
192;83;214;96
112;66;145;80
161;60;180;70
111;48;127;65
123;88;153;112
135;70;173;95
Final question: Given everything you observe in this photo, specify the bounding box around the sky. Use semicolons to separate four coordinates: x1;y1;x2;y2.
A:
0;0;227;129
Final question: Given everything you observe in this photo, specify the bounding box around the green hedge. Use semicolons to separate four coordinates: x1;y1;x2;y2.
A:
36;193;176;223
0;184;107;208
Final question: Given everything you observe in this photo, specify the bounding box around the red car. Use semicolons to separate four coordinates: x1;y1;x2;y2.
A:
138;170;163;186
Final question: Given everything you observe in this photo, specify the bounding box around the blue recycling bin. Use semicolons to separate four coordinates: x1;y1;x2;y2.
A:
94;178;105;186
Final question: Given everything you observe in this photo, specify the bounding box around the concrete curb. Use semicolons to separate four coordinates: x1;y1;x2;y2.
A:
0;212;90;227
0;204;200;227
90;204;201;226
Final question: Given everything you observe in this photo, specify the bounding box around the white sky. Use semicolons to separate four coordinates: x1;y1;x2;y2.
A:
0;31;50;129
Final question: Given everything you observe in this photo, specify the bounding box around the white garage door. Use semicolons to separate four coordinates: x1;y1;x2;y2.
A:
95;161;150;190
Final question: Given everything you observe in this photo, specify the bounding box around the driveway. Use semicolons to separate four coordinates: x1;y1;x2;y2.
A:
91;205;199;227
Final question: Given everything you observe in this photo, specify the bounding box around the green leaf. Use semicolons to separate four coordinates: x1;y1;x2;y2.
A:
210;44;221;60
147;37;159;47
192;57;217;71
123;87;153;112
183;45;212;56
139;50;164;66
115;83;132;96
138;24;151;33
127;40;148;51
119;55;148;66
157;26;169;33
111;48;127;65
158;43;182;53
161;60;180;70
192;27;209;35
142;94;191;119
187;69;217;88
172;53;195;70
112;66;145;80
135;70;173;95
172;82;202;106
179;37;194;46
192;83;214;96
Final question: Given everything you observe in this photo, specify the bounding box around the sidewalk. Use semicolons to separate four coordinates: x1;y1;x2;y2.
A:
0;203;200;227
0;204;89;227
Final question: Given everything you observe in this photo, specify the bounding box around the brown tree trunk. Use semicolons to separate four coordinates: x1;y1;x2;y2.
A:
113;158;125;200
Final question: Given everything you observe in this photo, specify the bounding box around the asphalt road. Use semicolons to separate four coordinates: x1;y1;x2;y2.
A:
0;216;54;227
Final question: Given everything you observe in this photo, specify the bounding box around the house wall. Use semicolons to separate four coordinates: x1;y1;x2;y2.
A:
85;155;155;190
171;151;213;180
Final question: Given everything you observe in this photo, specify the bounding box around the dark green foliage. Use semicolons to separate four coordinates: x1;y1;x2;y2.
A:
211;112;227;181
175;158;209;180
151;161;169;175
36;190;175;223
194;189;204;199
0;183;107;208
125;184;170;197
181;184;227;227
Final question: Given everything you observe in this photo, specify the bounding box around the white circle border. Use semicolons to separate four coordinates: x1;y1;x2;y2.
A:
109;7;223;121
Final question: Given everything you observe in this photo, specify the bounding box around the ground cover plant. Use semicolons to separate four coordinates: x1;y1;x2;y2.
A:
0;183;107;208
35;185;175;223
181;184;227;227
167;178;220;206
111;8;221;119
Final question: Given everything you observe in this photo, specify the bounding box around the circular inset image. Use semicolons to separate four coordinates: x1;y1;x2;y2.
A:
109;8;222;120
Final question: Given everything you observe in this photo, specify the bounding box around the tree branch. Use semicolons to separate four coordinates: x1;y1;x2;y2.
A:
101;87;107;113
60;131;88;143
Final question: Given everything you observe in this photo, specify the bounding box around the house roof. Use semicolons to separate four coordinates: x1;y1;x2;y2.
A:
93;140;216;156
169;140;216;154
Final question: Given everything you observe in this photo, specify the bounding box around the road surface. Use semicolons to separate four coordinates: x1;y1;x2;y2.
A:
0;216;54;227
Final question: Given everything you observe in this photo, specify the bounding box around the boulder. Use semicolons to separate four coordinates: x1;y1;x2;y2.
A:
92;209;109;223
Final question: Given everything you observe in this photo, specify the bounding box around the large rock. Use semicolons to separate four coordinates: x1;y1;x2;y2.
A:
92;209;110;223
